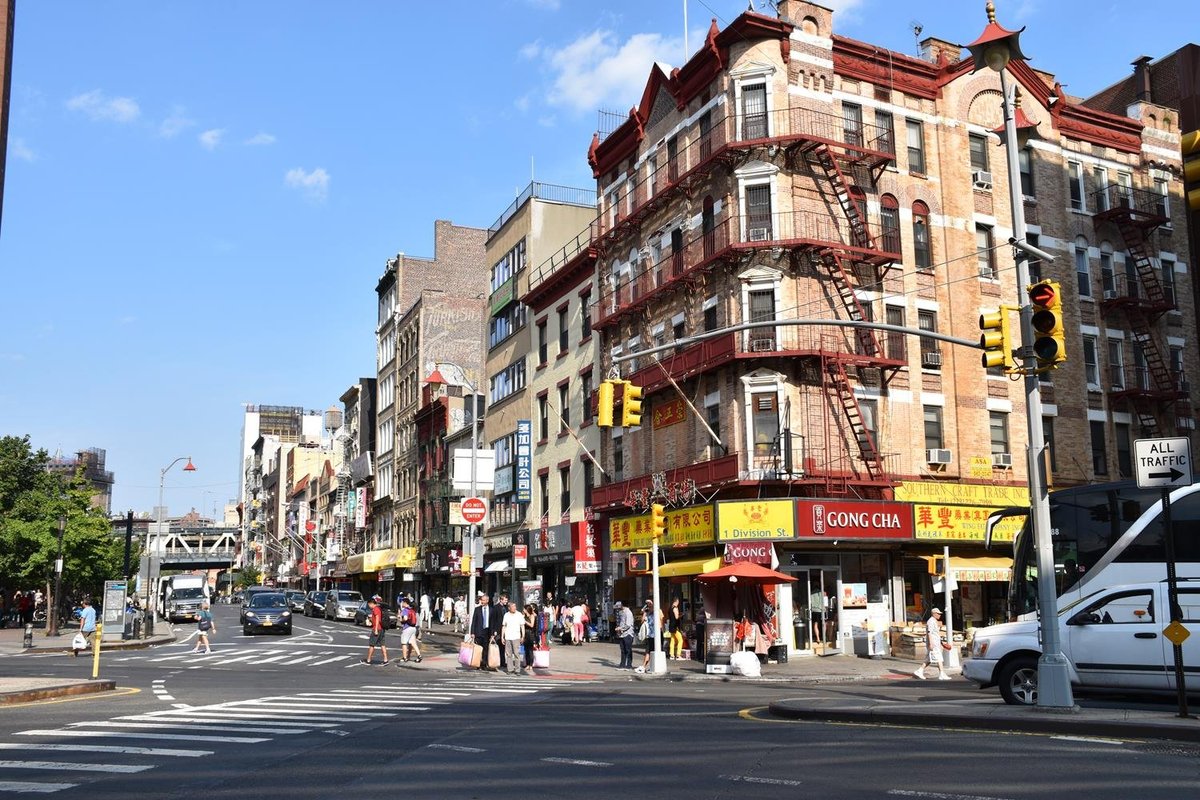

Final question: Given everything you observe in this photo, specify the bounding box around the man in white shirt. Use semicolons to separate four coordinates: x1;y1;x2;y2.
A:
501;601;526;675
914;607;952;680
419;593;432;632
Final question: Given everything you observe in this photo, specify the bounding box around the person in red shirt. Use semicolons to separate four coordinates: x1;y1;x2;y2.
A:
363;596;389;666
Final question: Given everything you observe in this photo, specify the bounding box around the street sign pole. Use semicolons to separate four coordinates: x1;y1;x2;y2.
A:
1162;487;1189;718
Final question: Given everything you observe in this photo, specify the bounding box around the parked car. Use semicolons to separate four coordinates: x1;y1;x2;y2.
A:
324;590;364;622
304;591;328;617
354;601;398;629
242;591;293;636
963;580;1200;705
285;590;306;613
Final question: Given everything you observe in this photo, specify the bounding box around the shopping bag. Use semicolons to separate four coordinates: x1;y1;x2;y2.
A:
470;644;484;668
533;648;550;669
71;633;87;650
487;642;501;669
458;641;475;666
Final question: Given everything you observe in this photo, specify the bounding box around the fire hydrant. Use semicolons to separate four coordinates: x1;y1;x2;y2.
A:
23;623;33;649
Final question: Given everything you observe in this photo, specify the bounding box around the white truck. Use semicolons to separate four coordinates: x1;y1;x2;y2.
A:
159;574;209;622
963;580;1200;705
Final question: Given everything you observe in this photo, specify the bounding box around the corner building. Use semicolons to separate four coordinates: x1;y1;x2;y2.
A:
578;2;1197;657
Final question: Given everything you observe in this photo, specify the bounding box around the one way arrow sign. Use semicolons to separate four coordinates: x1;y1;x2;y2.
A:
1134;438;1193;490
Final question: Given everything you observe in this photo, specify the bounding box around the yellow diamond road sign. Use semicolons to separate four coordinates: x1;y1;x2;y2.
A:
1163;620;1191;646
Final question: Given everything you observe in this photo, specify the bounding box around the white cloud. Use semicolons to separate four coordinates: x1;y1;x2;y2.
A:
284;167;330;201
10;138;35;162
198;128;225;150
244;132;276;146
540;30;683;114
65;90;140;123
514;93;532;112
159;106;194;138
518;41;542;60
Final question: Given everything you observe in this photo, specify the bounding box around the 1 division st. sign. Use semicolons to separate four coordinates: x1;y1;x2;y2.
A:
1134;437;1193;489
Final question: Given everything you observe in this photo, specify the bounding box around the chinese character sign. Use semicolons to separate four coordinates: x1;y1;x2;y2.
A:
912;504;1022;542
516;420;532;502
652;398;686;429
609;504;715;551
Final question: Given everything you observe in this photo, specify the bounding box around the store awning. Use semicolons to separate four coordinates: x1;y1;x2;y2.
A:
658;557;722;578
345;554;365;575
926;555;1012;583
484;559;511;573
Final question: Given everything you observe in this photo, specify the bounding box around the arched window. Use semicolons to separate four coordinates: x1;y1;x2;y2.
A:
880;194;900;255
912;201;931;269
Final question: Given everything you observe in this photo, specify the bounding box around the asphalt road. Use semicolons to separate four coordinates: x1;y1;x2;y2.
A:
1;604;1197;799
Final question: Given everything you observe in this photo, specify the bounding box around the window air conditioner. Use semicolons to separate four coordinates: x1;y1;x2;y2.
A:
972;170;993;189
921;351;943;367
750;338;776;352
1103;289;1118;300
748;227;771;242
993;452;1013;468
926;448;952;465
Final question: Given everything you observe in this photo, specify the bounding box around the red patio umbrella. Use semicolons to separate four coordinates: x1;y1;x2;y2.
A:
696;561;797;585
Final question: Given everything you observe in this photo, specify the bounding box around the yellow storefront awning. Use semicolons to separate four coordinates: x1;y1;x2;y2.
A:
658;557;722;578
926;555;1012;583
394;547;419;569
346;554;365;575
362;548;399;573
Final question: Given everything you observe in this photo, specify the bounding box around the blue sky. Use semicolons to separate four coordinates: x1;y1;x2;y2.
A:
0;0;1190;518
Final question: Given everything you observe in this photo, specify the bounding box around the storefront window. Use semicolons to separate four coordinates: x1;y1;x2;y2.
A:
841;553;888;603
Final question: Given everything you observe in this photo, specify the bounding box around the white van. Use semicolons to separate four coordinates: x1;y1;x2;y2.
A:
963;580;1200;704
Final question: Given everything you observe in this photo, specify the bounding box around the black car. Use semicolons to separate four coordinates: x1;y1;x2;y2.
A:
239;586;279;624
285;590;306;613
242;592;293;635
303;591;328;617
354;601;398;629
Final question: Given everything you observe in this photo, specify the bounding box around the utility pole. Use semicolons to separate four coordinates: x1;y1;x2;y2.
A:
48;515;65;638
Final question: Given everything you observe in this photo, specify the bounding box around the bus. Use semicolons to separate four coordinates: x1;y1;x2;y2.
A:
998;480;1200;620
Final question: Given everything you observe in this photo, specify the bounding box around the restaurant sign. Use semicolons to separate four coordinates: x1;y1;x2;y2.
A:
913;504;1023;543
715;500;797;542
609;504;715;551
796;500;913;539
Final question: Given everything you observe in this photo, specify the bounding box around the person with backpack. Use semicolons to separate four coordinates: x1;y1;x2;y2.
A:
398;597;422;663
634;600;663;673
362;596;389;666
192;601;216;655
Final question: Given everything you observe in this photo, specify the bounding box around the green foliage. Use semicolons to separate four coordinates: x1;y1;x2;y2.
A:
235;566;263;588
0;435;131;597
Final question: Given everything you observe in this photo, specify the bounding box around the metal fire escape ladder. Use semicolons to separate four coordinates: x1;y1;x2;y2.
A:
825;355;883;481
806;143;877;251
1113;217;1168;308
818;249;882;357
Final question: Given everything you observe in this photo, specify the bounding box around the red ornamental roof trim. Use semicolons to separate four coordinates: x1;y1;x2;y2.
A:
833;35;940;100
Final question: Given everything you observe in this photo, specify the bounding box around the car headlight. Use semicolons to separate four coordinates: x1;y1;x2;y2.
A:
245;612;257;619
281;610;291;617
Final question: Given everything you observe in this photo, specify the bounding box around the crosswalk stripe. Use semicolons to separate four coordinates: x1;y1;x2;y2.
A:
0;743;211;758
315;691;470;699
68;721;311;736
153;709;369;724
0;781;77;793
148;654;192;662
15;730;268;744
244;701;420;714
122;714;335;729
289;695;449;705
309;655;352;666
0;759;152;774
248;655;292;664
278;655;319;665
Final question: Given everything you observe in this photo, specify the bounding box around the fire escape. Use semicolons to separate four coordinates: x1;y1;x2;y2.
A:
1093;185;1191;435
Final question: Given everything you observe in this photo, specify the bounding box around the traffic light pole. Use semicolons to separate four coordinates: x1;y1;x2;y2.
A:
999;68;1074;709
650;532;664;674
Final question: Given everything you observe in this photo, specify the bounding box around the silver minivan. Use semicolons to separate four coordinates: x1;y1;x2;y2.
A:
324;590;364;622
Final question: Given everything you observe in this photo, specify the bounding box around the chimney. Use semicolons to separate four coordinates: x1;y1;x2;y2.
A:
1132;55;1153;103
919;36;962;66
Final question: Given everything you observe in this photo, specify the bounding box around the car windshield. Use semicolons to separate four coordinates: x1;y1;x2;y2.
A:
336;591;362;601
312;592;327;601
172;588;204;599
249;593;287;609
287;591;304;601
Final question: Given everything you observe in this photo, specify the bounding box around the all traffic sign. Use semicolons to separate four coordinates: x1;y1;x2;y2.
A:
1133;437;1193;489
461;497;488;525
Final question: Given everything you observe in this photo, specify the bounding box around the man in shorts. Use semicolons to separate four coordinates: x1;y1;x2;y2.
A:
399;597;423;663
363;596;389;666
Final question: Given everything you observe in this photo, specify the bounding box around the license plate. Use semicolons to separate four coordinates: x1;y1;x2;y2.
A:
263;621;272;626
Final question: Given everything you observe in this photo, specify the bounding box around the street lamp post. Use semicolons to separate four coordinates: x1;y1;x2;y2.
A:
152;457;196;627
47;515;66;637
965;0;1074;708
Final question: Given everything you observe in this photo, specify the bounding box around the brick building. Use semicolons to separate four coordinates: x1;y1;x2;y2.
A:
553;1;1199;654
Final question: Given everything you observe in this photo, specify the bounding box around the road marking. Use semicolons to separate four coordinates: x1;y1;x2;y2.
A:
542;757;613;767
311;655;353;666
246;701;425;713
0;781;77;793
0;759;152;774
0;687;140;708
887;791;1016;800
426;744;485;753
123;713;334;728
247;655;292;664
15;729;268;744
165;707;374;722
148;654;192;662
289;695;450;706
1049;735;1127;745
0;743;210;758
721;775;804;786
278;655;319;665
68;721;311;736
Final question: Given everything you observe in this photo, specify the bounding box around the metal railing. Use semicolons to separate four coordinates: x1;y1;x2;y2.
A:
1091;185;1167;221
488;182;596;238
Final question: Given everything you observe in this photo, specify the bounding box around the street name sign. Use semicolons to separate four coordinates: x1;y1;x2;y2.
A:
1134;437;1192;489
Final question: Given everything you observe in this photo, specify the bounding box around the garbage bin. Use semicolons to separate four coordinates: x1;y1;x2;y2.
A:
142;614;153;638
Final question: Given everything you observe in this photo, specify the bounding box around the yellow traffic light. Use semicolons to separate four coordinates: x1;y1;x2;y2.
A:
627;551;650;573
1183;129;1200;212
1029;280;1066;369
460;555;472;575
650;503;666;540
597;380;615;428
621;381;644;427
978;308;1014;371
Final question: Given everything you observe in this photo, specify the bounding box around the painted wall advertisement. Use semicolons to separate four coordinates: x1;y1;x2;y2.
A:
715;500;797;541
609;504;715;551
894;482;1027;542
515;420;532;502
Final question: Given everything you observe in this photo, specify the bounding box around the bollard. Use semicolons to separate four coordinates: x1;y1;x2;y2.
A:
23;623;32;649
92;623;102;679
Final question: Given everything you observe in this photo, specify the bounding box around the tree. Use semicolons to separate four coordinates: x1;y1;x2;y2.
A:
0;435;131;600
235;566;263;588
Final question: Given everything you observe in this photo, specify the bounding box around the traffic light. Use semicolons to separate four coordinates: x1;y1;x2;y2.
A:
1028;279;1066;369
621;381;644;427
460;555;472;575
927;556;944;575
597;380;615;428
650;503;666;540
978;307;1014;371
627;551;650;573
1183;129;1200;212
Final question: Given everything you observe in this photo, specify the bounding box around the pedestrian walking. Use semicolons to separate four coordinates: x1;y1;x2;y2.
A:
192;601;216;654
913;607;953;680
454;595;467;633
419;592;432;632
398;598;422;663
502;601;525;675
363;596;389;665
614;601;634;669
442;594;454;627
634;600;662;673
570;599;585;646
74;598;96;657
522;603;538;670
469;593;499;671
494;594;510;670
667;597;684;660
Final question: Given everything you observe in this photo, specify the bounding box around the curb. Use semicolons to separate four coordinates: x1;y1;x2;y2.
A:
0;680;117;706
766;701;1200;744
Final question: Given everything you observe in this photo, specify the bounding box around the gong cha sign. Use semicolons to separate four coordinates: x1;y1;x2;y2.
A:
796;500;913;540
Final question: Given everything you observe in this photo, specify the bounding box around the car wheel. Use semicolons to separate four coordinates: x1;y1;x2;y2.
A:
997;656;1039;706
243;626;252;636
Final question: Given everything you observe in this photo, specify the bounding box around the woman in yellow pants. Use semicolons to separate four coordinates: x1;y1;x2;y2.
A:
668;598;684;660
